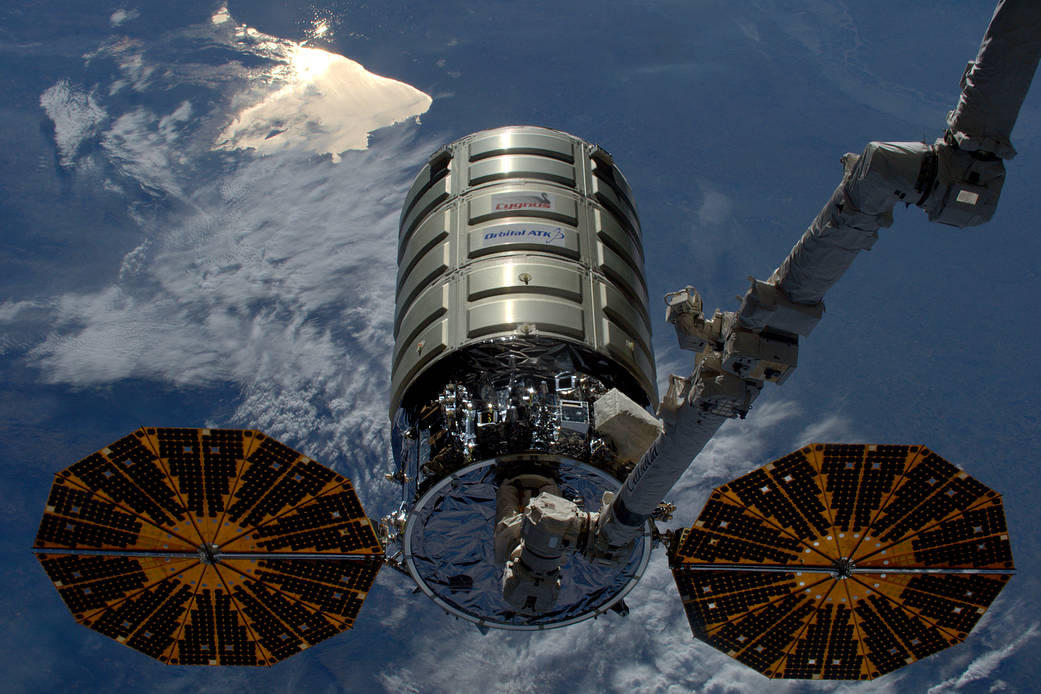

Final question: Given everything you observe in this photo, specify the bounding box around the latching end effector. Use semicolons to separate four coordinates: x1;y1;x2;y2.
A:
669;283;801;389
833;139;1005;230
918;141;1006;228
665;287;729;353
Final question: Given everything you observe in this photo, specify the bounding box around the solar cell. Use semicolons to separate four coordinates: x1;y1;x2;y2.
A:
33;427;383;665
669;443;1014;680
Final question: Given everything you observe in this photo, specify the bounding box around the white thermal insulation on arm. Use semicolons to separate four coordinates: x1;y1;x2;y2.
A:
770;142;930;307
946;0;1041;159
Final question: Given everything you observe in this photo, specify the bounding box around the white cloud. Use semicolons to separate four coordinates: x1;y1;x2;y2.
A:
927;623;1038;693
0;299;41;322
20;4;434;479
157;100;193;140
100;106;190;198
735;17;761;43
27;135;426;472
795;412;858;447
211;5;231;26
39;81;106;166
698;186;734;226
109;8;138;27
214;33;431;161
94;37;155;92
18;5;1035;693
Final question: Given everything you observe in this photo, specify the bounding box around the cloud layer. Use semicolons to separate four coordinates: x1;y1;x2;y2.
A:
215;41;432;160
9;3;1033;692
10;5;434;498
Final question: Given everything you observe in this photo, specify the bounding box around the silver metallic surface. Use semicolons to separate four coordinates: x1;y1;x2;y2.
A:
391;125;657;416
391;339;641;499
389;127;659;627
403;457;651;629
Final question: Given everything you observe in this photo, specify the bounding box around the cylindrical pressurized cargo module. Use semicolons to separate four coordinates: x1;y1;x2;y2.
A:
384;126;657;629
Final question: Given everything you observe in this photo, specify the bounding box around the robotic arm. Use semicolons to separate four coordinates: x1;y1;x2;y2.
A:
502;0;1040;610
593;0;1040;553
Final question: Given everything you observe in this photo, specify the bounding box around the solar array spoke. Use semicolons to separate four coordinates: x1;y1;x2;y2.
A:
669;443;1014;680
222;485;381;555
670;492;827;566
673;569;809;638
34;476;198;552
36;553;196;619
236;558;381;626
775;594;864;679
33;427;384;666
66;432;190;533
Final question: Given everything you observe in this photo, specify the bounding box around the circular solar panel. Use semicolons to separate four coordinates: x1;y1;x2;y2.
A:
32;427;383;665
668;443;1014;680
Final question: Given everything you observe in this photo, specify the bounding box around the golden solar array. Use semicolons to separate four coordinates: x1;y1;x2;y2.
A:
33;428;383;666
669;444;1014;680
